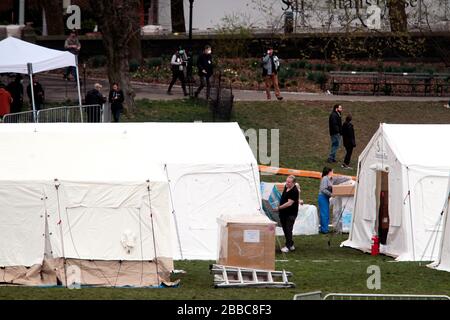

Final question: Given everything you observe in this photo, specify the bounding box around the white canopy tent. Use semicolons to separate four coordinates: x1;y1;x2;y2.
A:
0;36;81;121
342;124;450;262
428;194;450;272
0;123;261;286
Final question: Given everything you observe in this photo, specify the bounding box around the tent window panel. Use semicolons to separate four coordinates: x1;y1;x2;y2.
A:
0;186;46;267
175;173;254;230
388;173;402;227
361;169;377;221
62;207;156;261
60;184;147;209
413;176;449;232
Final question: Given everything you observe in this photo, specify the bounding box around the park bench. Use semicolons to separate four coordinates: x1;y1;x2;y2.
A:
382;72;433;96
329;71;381;95
432;73;450;96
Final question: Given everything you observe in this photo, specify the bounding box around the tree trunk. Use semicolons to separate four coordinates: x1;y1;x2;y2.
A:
40;0;64;35
89;0;141;112
171;0;186;33
388;0;408;33
129;3;143;63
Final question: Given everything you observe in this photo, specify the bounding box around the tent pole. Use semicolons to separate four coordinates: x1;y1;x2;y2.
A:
27;63;37;123
406;167;416;261
164;164;184;260
54;179;68;288
147;181;160;287
75;59;83;122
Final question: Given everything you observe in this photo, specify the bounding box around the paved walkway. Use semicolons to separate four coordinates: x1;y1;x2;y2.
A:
36;74;449;103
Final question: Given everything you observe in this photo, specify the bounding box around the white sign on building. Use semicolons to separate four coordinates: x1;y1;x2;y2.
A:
155;0;450;33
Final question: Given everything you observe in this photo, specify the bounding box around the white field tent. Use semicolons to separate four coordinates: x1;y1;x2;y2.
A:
0;36;81;119
0;122;261;286
342;124;450;262
428;195;450;272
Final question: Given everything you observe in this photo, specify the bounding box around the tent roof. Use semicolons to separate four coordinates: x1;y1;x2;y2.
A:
380;124;450;168
0;122;256;182
0;36;76;74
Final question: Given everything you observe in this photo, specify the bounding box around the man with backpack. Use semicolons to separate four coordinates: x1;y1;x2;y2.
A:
167;47;188;96
262;47;283;101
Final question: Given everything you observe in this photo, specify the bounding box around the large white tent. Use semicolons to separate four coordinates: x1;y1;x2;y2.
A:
0;122;261;286
428;195;450;272
342;124;450;262
0;36;81;118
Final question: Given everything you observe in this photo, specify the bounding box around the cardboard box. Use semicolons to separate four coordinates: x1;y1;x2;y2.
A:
332;184;355;196
217;215;276;270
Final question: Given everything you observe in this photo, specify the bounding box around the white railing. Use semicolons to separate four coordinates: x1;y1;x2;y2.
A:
2;110;35;123
1;104;105;123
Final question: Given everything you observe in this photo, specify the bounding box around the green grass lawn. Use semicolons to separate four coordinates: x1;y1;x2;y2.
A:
1;98;450;299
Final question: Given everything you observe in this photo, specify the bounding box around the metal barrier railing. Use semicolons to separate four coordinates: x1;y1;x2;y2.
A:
37;104;103;123
293;291;450;300
323;293;450;300
2;110;35;123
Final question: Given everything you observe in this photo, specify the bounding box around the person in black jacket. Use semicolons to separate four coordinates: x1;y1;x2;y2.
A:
327;104;343;163
341;114;356;169
109;83;125;122
194;45;213;99
26;78;45;111
274;175;299;253
85;83;106;123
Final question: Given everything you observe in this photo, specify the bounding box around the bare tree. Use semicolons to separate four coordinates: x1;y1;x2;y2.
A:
89;0;141;112
387;0;408;32
171;0;186;33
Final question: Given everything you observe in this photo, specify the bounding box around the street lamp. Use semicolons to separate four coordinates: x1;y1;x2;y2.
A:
187;0;194;96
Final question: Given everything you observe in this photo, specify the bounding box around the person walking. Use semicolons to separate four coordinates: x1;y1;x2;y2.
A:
341;114;356;169
85;83;106;123
167;47;188;96
109;83;125;123
327;104;343;163
318;167;351;234
261;47;283;101
6;74;23;114
274;175;299;253
194;45;213;99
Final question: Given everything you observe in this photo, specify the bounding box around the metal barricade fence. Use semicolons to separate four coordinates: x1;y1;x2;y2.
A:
36;104;103;123
322;293;450;300
293;291;450;300
2;110;35;123
1;105;105;124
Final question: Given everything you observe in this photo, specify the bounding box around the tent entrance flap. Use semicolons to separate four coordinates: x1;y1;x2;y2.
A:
376;171;390;245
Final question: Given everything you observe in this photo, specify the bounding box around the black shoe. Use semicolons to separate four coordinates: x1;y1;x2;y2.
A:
276;96;283;101
184;92;189;96
167;91;173;95
194;92;199;98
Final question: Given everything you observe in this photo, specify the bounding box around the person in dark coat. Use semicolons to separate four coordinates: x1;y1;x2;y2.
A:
274;175;299;253
6;74;24;113
194;45;213;99
85;83;106;122
327;104;343;163
26;78;45;111
341;114;356;169
109;83;125;122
